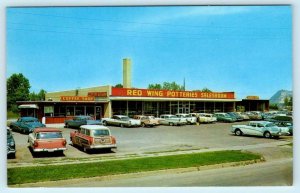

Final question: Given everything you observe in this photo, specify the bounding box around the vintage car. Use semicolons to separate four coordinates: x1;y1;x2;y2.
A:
70;125;117;152
10;117;46;134
236;112;250;120
197;113;217;123
65;116;102;128
102;115;141;127
133;115;159;127
159;114;187;126
245;112;262;120
28;128;67;154
175;114;197;124
214;113;236;122
227;112;244;121
7;129;16;158
231;121;284;139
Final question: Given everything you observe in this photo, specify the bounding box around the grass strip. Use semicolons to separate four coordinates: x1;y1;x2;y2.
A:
8;150;261;185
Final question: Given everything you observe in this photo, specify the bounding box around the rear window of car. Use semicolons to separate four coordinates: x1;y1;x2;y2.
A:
36;132;63;139
93;130;110;136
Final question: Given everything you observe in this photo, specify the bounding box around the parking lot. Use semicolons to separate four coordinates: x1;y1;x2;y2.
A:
8;121;293;166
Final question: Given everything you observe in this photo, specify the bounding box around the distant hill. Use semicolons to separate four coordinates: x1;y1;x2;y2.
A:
269;90;292;104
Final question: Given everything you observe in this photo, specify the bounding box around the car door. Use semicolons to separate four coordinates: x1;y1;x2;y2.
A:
246;123;259;136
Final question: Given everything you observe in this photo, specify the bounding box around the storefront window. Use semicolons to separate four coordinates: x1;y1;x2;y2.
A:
44;106;54;117
66;106;74;116
112;101;127;115
75;106;85;116
86;106;95;117
144;102;158;116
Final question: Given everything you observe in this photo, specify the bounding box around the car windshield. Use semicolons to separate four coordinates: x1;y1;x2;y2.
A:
148;116;155;119
93;129;110;136
24;118;39;123
36;132;63;139
120;117;129;121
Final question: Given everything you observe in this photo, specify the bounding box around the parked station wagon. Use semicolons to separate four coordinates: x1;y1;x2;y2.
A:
65;116;102;128
102;115;141;127
231;121;284;139
214;113;236;122
10;117;46;134
198;113;217;123
159;114;187;126
70;125;117;152
175;114;197;124
28;128;67;153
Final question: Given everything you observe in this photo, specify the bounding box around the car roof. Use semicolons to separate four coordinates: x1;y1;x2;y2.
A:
114;115;128;117
80;125;109;130
33;128;62;133
249;121;272;124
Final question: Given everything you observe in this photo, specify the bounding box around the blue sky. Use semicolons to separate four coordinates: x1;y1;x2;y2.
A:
6;6;292;99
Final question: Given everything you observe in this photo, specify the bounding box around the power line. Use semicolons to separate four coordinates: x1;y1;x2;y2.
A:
8;21;289;39
11;11;290;30
7;27;288;40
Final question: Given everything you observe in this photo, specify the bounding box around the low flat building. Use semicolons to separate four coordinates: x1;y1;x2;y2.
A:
17;86;269;124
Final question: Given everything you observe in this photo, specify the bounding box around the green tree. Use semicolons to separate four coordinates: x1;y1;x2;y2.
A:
29;89;47;101
193;88;213;92
269;103;279;110
114;83;123;88
148;82;184;90
201;88;212;92
7;73;31;113
148;83;162;90
162;81;184;90
284;96;289;106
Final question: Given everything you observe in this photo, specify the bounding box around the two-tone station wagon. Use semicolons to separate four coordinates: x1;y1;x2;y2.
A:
70;125;117;152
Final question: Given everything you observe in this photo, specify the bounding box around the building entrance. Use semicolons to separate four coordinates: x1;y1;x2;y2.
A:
95;106;102;120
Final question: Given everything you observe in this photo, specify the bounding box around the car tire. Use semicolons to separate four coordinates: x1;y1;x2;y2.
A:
120;123;124;128
235;129;243;136
263;131;272;139
103;121;107;126
169;122;174;126
83;146;88;153
65;124;69;128
141;123;145;127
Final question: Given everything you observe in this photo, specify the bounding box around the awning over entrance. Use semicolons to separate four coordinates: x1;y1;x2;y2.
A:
18;104;39;109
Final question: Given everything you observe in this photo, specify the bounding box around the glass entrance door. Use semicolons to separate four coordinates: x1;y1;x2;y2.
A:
95;106;102;120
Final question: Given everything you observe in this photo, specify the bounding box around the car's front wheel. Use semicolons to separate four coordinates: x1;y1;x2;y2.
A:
263;131;272;138
169;122;174;126
102;121;107;126
235;129;243;136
